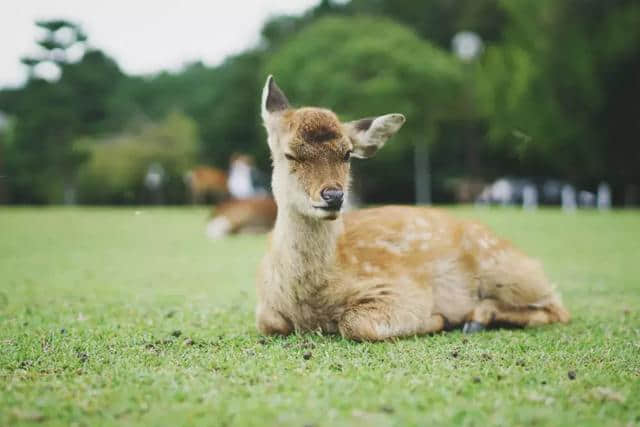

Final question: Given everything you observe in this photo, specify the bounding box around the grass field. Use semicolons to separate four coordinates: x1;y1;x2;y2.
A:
1;207;639;426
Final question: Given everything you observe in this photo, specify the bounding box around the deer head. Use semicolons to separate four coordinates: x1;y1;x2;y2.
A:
261;75;406;220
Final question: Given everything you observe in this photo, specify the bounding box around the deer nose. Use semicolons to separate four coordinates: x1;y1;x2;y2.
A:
320;187;344;209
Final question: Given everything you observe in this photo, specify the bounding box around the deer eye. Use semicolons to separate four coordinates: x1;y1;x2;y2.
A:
343;150;352;162
284;153;297;161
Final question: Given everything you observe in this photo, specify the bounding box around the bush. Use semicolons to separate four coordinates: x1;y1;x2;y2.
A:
75;112;198;204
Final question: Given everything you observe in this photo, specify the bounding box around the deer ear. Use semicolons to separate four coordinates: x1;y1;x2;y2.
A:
344;114;406;159
261;75;290;121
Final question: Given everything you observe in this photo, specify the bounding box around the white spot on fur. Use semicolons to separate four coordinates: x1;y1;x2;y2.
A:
374;323;393;338
478;236;498;249
374;238;409;255
402;275;417;286
414;217;429;228
206;216;232;239
362;262;380;274
405;231;433;242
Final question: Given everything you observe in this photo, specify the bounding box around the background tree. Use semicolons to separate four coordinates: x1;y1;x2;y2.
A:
476;0;640;202
347;0;506;49
0;20;123;203
20;19;87;80
75;112;198;204
1;2;639;205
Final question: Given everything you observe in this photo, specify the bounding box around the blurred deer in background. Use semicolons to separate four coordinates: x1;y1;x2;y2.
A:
256;76;569;341
205;153;276;239
184;166;228;204
206;197;277;239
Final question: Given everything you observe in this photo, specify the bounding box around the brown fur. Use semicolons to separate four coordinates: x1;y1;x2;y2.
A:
213;197;277;234
185;166;228;203
256;76;569;341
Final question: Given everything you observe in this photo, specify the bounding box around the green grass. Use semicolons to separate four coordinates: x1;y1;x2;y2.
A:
1;207;639;426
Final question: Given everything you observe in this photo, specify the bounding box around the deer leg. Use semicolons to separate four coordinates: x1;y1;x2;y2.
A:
463;298;569;333
339;302;446;341
465;231;570;333
256;304;294;336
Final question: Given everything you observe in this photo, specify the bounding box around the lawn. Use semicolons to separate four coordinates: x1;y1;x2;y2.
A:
1;207;638;426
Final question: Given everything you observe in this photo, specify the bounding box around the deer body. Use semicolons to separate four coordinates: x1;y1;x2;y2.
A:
206;197;277;239
256;77;569;340
185;166;228;203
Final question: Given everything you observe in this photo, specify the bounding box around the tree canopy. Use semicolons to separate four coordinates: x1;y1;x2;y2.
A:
1;1;638;204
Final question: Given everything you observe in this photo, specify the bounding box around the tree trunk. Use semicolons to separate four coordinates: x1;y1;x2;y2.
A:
414;140;431;205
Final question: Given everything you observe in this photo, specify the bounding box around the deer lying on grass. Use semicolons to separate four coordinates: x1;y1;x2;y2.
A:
256;76;569;341
206;197;277;239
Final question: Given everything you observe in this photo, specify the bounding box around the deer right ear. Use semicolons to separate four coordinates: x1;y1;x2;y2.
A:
344;113;406;159
261;75;290;122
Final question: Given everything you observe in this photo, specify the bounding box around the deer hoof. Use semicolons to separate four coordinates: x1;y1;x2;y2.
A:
463;321;486;334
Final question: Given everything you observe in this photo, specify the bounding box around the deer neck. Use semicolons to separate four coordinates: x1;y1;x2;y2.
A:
271;208;342;287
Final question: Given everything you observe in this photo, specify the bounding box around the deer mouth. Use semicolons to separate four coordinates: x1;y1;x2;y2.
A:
312;205;340;220
313;204;341;212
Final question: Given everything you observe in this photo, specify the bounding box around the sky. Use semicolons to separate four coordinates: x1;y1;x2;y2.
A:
1;0;320;88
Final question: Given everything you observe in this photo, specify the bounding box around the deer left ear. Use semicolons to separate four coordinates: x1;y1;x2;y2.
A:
344;114;406;158
261;75;290;121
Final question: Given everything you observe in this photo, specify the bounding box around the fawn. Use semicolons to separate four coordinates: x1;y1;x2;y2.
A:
256;76;569;341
